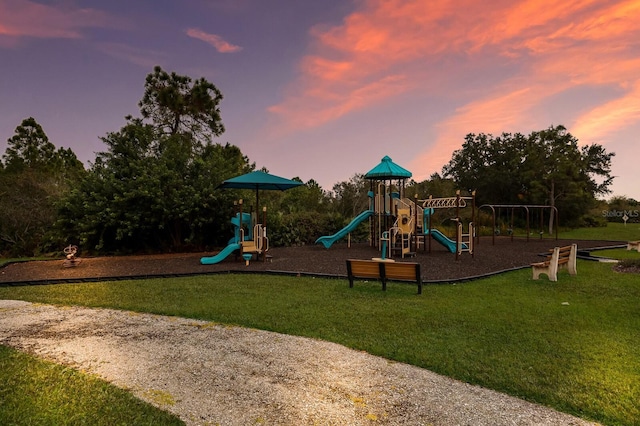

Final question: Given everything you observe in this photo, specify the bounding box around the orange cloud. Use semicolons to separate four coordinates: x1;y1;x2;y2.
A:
267;74;409;131
266;0;525;135
267;0;640;169
407;84;554;181
0;0;112;40
572;82;640;145
185;28;242;53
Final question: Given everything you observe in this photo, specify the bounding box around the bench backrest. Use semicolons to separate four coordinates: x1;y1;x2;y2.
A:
557;245;573;259
384;262;421;282
346;259;422;294
547;245;575;259
346;259;384;279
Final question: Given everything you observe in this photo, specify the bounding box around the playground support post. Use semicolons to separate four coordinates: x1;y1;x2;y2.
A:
455;190;476;260
238;199;245;256
413;193;419;252
456;191;460;261
262;206;267;262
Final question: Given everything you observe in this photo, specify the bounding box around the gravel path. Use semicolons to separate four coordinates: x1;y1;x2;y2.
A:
0;300;598;426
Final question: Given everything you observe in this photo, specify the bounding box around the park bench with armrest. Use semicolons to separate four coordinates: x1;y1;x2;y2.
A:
531;244;577;282
346;259;422;294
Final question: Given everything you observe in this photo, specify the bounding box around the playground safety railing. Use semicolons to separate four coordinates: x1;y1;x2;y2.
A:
254;224;269;253
388;225;412;258
456;221;474;256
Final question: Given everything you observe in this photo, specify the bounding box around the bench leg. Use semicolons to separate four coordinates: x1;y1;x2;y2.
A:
532;268;545;280
532;267;556;281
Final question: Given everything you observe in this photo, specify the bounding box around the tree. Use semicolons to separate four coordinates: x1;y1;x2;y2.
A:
407;173;457;199
524;126;614;232
442;132;530;205
57;68;252;253
606;196;639;223
139;65;224;142
2;117;56;172
276;178;329;214
331;174;370;219
0;118;85;255
443;125;614;231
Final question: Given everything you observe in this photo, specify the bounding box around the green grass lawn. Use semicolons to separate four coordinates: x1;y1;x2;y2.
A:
478;221;640;242
558;222;640;241
0;345;183;425
1;260;638;425
590;247;640;260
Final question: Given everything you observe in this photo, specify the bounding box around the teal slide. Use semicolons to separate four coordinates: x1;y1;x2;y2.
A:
200;243;241;265
429;228;458;253
315;210;373;249
423;208;464;253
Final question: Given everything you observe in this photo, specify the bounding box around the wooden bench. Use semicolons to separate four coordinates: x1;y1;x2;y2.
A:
627;241;640;252
346;259;422;294
531;244;577;282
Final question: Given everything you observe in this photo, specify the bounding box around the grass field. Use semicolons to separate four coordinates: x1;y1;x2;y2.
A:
1;259;639;426
1;223;639;425
0;345;183;425
558;222;640;241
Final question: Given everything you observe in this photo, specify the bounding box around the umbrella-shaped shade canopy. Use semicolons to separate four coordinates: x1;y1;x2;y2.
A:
364;155;412;180
217;170;303;209
218;171;303;191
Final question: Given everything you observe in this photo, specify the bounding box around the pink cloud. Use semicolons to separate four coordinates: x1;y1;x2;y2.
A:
407;84;553;181
267;0;640;183
0;0;112;40
268;74;409;131
572;82;640;145
96;42;165;69
266;0;518;135
185;28;242;53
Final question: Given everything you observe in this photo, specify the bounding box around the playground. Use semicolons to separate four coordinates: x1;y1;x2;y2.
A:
0;236;622;285
0;156;630;285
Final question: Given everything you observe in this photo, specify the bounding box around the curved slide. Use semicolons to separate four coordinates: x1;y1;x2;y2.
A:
429;229;459;253
423;208;465;253
315;210;373;249
200;243;241;265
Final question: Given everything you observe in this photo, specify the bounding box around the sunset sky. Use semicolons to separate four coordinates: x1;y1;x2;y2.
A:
1;0;638;200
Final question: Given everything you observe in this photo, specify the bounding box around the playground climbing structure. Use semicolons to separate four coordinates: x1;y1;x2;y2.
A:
315;156;477;260
201;199;269;265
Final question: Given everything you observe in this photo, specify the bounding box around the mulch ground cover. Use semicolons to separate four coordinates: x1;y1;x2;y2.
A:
0;237;626;286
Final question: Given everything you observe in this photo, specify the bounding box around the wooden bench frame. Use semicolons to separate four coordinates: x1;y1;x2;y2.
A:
531;244;577;282
346;259;422;294
627;240;640;252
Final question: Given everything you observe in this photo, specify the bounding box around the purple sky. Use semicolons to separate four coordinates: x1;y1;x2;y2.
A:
1;0;638;200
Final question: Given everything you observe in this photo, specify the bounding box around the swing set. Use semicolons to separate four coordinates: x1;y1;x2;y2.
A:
478;204;559;245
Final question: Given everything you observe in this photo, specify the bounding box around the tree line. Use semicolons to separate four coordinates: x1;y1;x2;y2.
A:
0;66;629;257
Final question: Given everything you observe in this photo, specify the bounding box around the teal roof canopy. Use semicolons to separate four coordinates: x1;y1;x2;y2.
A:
216;170;302;209
217;171;302;191
364;156;412;180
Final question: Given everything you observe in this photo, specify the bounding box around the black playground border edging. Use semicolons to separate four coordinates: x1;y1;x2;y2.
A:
0;244;627;289
0;265;532;288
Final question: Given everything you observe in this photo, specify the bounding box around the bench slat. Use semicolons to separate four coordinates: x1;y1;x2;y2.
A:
385;263;419;280
349;262;383;278
346;259;422;294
